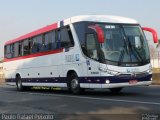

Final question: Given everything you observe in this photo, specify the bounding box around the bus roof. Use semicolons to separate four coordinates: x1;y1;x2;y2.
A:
5;15;138;45
70;15;138;24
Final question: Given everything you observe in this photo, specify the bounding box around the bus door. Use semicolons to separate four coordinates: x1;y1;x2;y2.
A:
86;33;101;87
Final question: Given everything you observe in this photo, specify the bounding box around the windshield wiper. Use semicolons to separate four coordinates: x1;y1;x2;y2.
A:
118;36;130;65
127;37;144;63
131;46;144;63
118;47;125;65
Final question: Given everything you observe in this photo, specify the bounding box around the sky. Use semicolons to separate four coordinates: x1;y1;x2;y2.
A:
0;0;160;57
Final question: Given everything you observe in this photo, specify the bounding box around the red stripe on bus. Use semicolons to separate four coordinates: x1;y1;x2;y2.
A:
4;49;63;62
5;23;58;45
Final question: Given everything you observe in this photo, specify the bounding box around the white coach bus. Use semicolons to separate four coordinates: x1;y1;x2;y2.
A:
4;15;158;94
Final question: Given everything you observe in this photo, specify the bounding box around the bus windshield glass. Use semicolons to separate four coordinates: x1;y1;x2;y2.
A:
74;22;150;66
100;24;150;65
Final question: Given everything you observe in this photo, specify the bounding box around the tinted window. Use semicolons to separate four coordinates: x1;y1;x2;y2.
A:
44;31;56;51
60;27;74;48
5;45;12;58
44;33;50;51
13;43;19;57
73;22;86;53
86;34;98;60
31;35;43;53
50;31;56;50
10;44;14;58
36;35;43;52
18;42;22;56
23;39;29;56
32;37;37;53
73;22;85;45
5;45;10;54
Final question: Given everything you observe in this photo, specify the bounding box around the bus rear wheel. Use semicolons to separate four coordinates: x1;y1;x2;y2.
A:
68;73;83;94
16;76;24;91
109;87;123;94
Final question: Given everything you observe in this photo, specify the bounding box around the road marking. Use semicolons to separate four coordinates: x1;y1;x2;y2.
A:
0;89;160;106
34;92;160;105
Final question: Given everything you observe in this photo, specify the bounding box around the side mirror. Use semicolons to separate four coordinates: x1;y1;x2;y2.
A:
142;27;158;43
88;25;105;43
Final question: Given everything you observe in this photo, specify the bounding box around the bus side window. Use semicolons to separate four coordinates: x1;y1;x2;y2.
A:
86;34;98;60
44;33;50;51
67;27;74;47
43;31;55;51
32;37;37;53
18;42;22;56
50;31;56;50
5;45;12;58
36;35;43;52
60;27;74;48
28;39;32;54
56;30;61;49
13;42;19;58
23;39;30;56
73;22;85;53
10;44;14;58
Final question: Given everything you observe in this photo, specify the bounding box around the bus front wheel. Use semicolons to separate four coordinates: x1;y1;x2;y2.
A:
68;73;83;94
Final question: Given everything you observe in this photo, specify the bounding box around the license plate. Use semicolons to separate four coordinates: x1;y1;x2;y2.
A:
129;80;138;84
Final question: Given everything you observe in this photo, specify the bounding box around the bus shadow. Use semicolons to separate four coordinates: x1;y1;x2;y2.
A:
23;86;143;98
3;85;146;98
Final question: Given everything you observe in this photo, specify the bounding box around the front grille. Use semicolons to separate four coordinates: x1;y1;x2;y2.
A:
117;72;149;79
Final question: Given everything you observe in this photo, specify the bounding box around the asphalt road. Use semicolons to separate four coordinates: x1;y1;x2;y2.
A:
0;85;160;120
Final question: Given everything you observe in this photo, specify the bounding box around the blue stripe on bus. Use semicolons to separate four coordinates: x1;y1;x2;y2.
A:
79;75;151;83
5;75;151;84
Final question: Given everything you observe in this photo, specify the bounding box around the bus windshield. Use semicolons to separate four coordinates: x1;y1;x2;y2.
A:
99;24;150;66
74;22;150;66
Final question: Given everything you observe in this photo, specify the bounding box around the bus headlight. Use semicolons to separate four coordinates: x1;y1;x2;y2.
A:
105;80;110;84
147;69;152;73
98;67;108;72
98;67;119;75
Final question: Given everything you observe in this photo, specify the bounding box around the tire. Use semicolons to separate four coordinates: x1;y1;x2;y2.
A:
16;76;24;91
68;73;83;95
109;87;123;94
